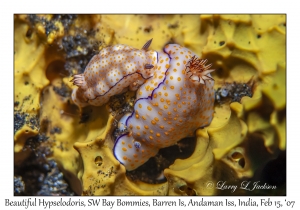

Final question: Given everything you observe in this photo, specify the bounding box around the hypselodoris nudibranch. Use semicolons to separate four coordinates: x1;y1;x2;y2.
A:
71;39;215;171
71;39;157;107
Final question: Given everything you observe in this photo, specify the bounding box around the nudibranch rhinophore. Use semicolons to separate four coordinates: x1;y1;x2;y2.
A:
71;39;215;171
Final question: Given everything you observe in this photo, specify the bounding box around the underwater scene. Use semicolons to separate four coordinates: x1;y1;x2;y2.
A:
14;14;286;196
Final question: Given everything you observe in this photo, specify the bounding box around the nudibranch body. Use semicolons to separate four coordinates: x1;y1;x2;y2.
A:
71;39;157;107
72;40;215;171
113;44;215;170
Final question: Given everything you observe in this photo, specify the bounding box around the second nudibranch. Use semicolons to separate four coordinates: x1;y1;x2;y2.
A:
71;39;157;107
72;39;215;171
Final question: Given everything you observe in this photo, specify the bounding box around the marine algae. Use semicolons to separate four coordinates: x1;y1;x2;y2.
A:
14;14;286;195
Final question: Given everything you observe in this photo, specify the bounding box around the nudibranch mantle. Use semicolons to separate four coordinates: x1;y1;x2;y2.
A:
71;41;157;107
71;40;215;171
113;44;215;170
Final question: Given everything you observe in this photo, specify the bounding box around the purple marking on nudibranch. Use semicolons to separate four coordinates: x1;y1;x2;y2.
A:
87;71;153;103
134;141;141;149
113;44;215;170
123;49;172;128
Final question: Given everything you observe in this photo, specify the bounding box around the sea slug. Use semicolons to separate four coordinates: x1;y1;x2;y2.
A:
71;39;157;107
72;40;215;170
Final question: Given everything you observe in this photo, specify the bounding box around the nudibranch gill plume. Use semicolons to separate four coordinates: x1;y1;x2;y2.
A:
71;39;215;171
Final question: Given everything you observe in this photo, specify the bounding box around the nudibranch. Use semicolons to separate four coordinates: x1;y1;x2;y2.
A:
71;39;215;171
71;39;157;107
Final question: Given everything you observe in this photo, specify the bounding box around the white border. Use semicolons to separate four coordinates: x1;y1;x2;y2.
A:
2;0;297;209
